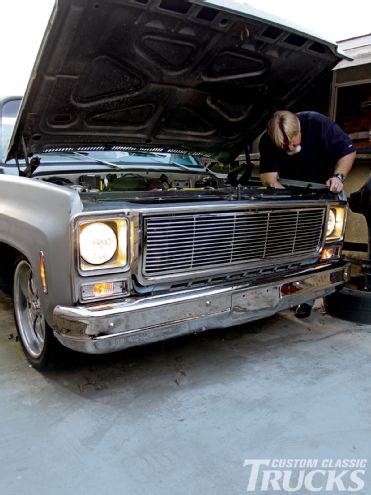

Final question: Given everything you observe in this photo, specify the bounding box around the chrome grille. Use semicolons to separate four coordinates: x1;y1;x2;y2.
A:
143;208;325;276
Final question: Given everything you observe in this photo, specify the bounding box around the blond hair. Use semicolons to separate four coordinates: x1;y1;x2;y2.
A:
267;111;300;150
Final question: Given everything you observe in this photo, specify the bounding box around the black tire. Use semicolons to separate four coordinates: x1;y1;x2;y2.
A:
13;256;62;370
324;279;371;324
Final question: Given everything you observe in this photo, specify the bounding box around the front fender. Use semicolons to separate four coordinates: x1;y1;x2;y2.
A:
0;175;83;324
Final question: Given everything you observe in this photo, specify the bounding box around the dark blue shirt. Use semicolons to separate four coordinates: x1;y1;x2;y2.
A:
259;111;356;184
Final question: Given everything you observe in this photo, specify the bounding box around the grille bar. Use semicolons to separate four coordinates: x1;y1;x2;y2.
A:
143;209;325;276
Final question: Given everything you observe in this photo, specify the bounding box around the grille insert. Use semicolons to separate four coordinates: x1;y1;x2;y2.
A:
143;208;325;276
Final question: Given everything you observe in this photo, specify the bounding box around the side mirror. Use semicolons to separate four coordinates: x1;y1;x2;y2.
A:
0;97;22;164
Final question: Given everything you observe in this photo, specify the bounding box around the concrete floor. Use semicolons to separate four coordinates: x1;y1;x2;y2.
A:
1;292;371;495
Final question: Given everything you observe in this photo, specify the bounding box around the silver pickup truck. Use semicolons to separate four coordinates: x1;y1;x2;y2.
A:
0;0;349;369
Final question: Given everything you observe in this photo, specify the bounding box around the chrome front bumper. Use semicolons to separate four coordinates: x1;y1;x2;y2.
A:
53;263;349;354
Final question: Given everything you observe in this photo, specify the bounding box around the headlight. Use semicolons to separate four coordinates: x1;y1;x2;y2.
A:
78;218;128;272
326;207;346;241
326;209;336;237
80;222;117;265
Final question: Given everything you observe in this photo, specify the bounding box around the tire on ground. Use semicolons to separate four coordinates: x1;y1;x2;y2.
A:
13;256;64;370
324;283;371;324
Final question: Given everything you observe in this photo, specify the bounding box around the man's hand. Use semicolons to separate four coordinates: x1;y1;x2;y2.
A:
260;172;285;189
326;175;344;193
327;151;356;193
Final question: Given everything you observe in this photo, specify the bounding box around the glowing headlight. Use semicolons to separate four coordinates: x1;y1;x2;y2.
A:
78;218;128;273
326;207;346;241
80;222;117;265
326;209;336;237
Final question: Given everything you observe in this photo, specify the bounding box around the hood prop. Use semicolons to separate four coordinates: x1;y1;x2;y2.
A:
18;135;40;177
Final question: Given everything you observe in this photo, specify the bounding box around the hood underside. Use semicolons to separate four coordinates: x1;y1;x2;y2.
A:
8;0;343;163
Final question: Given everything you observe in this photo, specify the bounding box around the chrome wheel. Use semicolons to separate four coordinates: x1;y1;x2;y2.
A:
13;259;46;359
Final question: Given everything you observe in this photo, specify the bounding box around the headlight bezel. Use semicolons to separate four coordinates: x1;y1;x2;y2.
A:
75;215;129;275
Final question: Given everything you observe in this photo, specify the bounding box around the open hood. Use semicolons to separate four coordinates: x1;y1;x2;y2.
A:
8;0;345;163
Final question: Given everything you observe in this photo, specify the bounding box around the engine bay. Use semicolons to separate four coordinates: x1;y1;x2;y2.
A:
33;170;335;204
39;170;219;193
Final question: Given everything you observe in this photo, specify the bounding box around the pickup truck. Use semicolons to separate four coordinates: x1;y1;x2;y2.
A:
0;0;350;369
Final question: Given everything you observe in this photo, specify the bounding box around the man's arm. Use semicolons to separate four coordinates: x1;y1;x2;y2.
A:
334;151;356;176
260;171;285;189
326;151;356;193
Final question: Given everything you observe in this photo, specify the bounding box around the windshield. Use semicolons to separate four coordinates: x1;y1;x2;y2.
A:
4;150;205;172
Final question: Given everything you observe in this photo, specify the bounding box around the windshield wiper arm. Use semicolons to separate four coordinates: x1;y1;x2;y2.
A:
167;161;206;172
71;151;123;170
46;151;124;170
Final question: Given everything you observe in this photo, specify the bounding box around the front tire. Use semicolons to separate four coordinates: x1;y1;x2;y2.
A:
324;276;371;324
13;257;61;370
